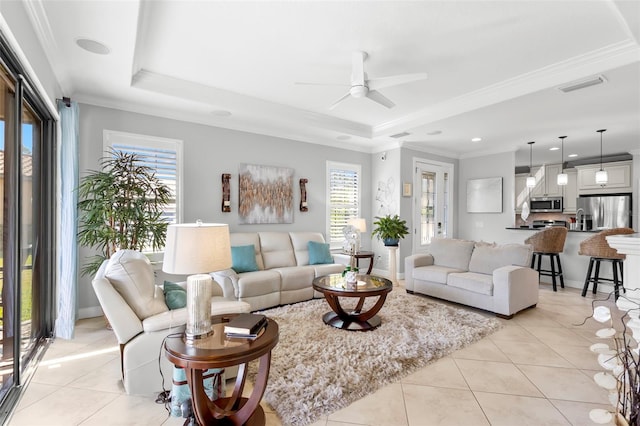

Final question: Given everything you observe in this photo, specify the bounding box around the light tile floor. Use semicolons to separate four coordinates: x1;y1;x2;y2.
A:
9;283;618;426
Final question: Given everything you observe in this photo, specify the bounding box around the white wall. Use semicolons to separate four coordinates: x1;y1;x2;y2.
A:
457;151;516;243
369;147;401;273
78;103;372;315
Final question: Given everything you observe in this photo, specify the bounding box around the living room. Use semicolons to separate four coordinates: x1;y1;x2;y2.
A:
1;1;640;425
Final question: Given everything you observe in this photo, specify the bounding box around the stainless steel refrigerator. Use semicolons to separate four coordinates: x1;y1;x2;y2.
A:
577;194;632;230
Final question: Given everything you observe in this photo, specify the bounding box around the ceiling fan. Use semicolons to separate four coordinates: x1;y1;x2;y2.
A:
296;51;427;110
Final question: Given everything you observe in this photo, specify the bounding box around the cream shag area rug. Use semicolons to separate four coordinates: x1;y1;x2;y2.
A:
250;289;502;426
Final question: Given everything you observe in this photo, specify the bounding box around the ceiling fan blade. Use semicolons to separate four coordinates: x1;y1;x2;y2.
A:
368;73;428;90
351;51;366;85
366;90;395;109
328;91;352;110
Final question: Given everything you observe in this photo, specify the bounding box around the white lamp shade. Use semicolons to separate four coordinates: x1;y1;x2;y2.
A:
595;169;608;184
526;176;536;188
163;223;232;274
557;173;568;186
347;218;367;233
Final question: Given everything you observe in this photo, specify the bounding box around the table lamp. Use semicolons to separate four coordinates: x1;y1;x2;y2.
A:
163;221;231;344
347;218;366;252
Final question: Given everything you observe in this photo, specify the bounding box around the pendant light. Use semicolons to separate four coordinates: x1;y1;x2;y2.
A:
595;129;608;185
526;141;536;188
557;136;568;186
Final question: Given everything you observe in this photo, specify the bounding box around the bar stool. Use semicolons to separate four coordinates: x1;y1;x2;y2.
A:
578;228;634;300
524;227;568;291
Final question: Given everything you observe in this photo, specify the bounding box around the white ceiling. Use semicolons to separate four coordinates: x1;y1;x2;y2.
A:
22;0;640;166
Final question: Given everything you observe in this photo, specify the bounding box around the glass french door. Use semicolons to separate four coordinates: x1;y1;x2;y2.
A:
413;159;454;252
0;45;56;420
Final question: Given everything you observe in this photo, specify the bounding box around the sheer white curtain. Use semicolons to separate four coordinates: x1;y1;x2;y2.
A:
55;99;79;339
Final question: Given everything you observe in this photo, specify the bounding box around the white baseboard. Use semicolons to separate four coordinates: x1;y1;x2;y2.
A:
78;306;103;319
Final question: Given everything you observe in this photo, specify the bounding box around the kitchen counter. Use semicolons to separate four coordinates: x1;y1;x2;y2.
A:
503;228;617;294
505;227;598;233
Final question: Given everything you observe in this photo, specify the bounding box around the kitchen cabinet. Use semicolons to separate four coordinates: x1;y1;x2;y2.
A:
531;163;563;197
515;173;528;213
562;169;577;213
576;161;632;194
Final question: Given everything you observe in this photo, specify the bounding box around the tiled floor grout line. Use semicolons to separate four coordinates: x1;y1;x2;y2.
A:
11;286;617;426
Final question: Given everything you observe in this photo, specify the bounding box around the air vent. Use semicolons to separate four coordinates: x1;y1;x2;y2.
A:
558;75;607;93
390;131;411;138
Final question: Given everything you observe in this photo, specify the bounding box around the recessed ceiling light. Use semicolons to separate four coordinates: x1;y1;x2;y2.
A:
75;38;110;55
471;137;482;142
568;154;578;158
211;110;232;117
426;130;442;136
336;135;351;141
549;147;559;151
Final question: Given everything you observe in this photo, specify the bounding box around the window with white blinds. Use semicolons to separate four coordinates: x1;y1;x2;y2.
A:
103;130;183;227
326;161;361;247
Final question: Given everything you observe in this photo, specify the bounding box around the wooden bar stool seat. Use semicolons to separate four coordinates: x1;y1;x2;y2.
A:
524;227;568;292
578;228;634;300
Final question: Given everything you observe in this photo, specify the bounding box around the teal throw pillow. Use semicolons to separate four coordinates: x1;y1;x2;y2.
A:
231;245;259;273
163;281;186;310
308;241;333;265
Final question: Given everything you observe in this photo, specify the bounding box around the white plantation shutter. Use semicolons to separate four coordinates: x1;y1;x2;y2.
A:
103;130;183;228
327;161;361;246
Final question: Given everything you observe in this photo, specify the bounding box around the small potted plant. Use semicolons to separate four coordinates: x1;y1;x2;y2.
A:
371;214;409;247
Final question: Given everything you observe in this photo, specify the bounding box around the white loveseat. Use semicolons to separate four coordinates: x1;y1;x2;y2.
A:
92;250;251;395
404;239;538;319
212;232;346;311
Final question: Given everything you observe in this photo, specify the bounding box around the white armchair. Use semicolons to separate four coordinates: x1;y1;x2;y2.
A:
92;250;251;395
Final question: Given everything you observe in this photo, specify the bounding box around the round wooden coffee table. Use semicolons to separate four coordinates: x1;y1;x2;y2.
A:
312;274;393;331
164;314;279;426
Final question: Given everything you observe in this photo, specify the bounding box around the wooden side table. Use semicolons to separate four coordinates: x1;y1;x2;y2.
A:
164;314;279;426
343;250;375;274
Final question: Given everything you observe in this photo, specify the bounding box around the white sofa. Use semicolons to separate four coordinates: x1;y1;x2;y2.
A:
212;232;346;311
404;239;538;319
92;250;251;395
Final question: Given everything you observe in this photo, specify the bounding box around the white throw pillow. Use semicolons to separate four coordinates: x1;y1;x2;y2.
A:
427;238;475;271
105;250;169;320
468;243;532;275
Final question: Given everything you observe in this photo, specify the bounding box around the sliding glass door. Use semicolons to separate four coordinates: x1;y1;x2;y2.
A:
0;41;56;421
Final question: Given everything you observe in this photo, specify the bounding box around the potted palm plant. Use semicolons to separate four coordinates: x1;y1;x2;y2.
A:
371;214;409;246
77;149;171;276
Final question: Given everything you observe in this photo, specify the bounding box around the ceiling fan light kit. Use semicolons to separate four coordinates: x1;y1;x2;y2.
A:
299;51;427;110
557;136;568;186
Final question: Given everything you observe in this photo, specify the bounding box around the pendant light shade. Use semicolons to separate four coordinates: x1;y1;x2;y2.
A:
526;141;536;188
595;129;608;185
557;136;568;186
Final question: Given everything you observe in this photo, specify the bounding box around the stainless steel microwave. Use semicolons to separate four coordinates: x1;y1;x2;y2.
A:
530;197;563;212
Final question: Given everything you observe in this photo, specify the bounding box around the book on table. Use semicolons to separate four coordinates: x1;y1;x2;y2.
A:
224;313;267;335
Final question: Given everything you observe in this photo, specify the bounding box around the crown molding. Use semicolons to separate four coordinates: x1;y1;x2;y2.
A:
372;40;640;138
21;0;71;94
400;141;460;160
72;92;377;154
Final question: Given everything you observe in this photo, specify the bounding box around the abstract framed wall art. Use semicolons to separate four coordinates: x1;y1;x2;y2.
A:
238;163;294;224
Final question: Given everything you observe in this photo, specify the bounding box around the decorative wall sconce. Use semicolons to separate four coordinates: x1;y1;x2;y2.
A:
299;178;308;211
222;173;231;212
